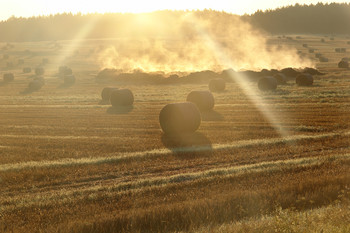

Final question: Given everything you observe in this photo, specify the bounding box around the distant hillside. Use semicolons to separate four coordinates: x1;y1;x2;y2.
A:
246;2;350;34
0;3;350;42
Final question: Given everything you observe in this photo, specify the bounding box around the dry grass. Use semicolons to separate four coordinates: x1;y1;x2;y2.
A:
188;197;350;233
0;35;350;233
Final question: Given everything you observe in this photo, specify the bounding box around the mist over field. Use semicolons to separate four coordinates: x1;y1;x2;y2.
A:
96;12;313;72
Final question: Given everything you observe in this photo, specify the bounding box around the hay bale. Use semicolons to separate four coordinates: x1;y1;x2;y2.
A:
340;48;347;53
338;60;349;68
28;78;45;91
260;69;273;76
110;89;134;107
238;70;261;80
302;44;308;48
273;73;287;84
35;67;45;76
321;38;325;42
296;74;313;86
258;77;277;91
280;67;299;77
209;78;225;92
315;53;322;58
303;68;324;75
159;102;201;135
63;75;76;85
101;87;118;102
347;41;350;45
58;66;73;76
186;90;214;111
335;48;341;52
23;67;32;73
220;68;237;82
308;49;314;53
28;80;43;91
3;73;14;82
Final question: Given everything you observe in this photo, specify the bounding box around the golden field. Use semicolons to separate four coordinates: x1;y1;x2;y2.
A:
0;35;350;232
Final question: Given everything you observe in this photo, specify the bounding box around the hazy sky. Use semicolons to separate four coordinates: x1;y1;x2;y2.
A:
0;0;348;21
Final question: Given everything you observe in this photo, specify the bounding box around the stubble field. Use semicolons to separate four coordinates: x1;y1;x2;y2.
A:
0;35;350;232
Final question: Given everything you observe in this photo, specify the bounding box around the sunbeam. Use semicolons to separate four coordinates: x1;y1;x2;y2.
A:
185;13;290;138
53;15;101;67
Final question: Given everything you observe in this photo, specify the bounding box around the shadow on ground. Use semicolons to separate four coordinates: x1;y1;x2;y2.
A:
98;100;110;105
200;110;224;121
161;132;212;158
107;105;134;115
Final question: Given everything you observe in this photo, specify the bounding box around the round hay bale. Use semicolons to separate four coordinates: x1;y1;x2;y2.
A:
347;41;350;45
340;48;347;53
110;89;134;107
35;67;45;76
303;67;324;75
302;44;308;48
315;53;322;58
338;60;349;68
273;73;287;84
296;74;313;86
335;48;341;53
64;75;76;85
28;79;44;91
59;66;72;76
260;69;272;76
23;67;32;73
308;49;314;53
101;87;119;102
208;78;225;92
186;90;214;111
220;68;236;82
280;67;299;77
258;77;277;91
159;102;201;135
3;73;14;82
321;38;325;42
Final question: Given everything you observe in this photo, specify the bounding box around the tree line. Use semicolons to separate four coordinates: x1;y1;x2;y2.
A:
246;2;350;34
0;3;350;42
